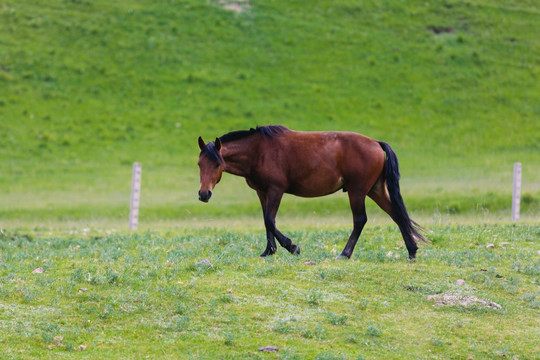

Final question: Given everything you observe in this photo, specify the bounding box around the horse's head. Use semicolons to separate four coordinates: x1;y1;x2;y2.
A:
197;136;224;202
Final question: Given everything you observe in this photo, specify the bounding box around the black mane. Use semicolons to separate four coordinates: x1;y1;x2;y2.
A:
219;125;289;143
200;125;288;164
201;141;224;164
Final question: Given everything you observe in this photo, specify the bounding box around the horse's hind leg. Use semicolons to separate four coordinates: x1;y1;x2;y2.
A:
339;191;367;259
367;176;394;218
368;177;418;259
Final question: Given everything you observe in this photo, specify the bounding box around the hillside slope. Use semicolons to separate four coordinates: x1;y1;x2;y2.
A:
1;0;539;224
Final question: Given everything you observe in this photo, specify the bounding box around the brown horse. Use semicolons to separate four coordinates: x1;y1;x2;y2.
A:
198;125;425;259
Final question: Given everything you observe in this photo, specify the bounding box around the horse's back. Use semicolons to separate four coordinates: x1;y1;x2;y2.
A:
265;130;385;196
282;130;384;164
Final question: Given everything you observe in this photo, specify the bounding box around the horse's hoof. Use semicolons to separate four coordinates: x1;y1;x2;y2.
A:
260;250;276;257
335;253;350;260
290;245;300;255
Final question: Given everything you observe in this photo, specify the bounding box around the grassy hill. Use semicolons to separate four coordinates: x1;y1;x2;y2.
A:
1;0;539;227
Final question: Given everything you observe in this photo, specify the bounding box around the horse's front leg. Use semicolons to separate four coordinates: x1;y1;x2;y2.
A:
261;228;277;257
257;191;277;257
259;189;300;256
339;192;367;259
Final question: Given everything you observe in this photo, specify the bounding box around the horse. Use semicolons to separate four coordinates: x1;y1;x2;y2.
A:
197;125;426;259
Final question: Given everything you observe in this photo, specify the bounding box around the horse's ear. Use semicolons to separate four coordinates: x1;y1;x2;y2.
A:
215;137;222;151
198;136;206;150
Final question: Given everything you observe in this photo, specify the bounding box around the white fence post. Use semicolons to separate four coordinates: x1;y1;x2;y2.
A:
129;163;142;230
512;162;521;222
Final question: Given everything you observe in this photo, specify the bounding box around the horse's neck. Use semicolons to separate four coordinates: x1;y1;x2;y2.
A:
221;140;255;177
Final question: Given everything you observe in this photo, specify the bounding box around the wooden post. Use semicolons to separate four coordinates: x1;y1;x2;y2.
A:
129;163;142;230
512;163;521;222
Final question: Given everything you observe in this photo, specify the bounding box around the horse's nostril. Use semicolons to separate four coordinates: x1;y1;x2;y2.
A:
198;190;212;202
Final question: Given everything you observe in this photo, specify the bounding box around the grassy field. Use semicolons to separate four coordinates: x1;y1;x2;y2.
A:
1;0;539;226
1;225;539;359
0;1;539;358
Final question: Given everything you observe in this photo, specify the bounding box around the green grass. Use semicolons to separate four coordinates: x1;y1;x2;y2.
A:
1;225;539;359
1;0;539;226
0;2;539;357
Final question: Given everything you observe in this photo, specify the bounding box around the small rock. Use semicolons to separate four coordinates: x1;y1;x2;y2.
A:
488;302;502;310
32;267;44;274
303;261;317;265
195;259;213;267
456;279;465;285
486;243;495;249
428;293;502;310
54;336;63;346
259;346;279;353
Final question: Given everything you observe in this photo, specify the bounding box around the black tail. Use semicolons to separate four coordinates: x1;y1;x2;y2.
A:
378;142;426;258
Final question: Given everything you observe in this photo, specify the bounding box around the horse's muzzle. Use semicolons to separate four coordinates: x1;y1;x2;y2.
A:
198;190;212;202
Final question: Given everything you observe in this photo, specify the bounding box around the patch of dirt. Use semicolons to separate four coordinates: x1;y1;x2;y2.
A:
217;0;251;13
427;293;502;310
428;25;453;34
259;346;279;353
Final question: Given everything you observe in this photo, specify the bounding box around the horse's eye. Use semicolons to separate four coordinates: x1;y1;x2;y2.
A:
215;163;220;169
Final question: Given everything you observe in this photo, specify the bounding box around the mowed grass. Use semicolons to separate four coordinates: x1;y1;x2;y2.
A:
1;225;539;359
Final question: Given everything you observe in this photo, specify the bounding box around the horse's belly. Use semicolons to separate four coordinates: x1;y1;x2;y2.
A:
286;176;344;197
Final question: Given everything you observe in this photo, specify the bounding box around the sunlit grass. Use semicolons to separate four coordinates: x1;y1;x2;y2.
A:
0;225;539;358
